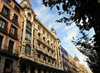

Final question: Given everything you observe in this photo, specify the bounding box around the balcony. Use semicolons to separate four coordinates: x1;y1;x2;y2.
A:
37;37;55;51
0;44;18;59
37;46;56;59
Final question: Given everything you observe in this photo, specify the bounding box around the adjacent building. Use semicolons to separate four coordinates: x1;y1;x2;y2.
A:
68;54;77;73
74;55;88;73
60;45;70;73
0;0;22;73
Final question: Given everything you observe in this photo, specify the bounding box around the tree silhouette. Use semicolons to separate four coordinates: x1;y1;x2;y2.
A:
42;0;100;72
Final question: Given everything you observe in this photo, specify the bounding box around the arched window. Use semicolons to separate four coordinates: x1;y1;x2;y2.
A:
43;37;45;41
38;33;40;38
28;13;31;17
25;44;31;55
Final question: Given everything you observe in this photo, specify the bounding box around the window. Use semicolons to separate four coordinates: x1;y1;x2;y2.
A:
2;6;10;16
0;18;7;30
33;30;35;36
43;30;45;34
25;44;31;55
0;35;3;49
38;33;40;38
13;13;18;23
0;57;1;62
33;40;34;48
25;30;31;42
43;37;45;41
48;59;50;62
26;20;32;31
43;46;45;49
14;6;20;13
38;43;40;47
8;40;14;53
38;54;40;58
4;59;13;73
47;40;49;44
47;34;49;38
10;25;17;36
44;56;46;61
38;25;41;30
28;13;31;17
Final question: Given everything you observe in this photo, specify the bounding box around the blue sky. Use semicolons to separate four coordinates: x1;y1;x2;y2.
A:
17;0;95;72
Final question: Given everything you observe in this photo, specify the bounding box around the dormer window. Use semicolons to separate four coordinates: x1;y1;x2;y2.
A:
28;13;31;17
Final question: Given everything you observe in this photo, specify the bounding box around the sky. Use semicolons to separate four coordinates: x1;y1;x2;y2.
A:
16;0;95;72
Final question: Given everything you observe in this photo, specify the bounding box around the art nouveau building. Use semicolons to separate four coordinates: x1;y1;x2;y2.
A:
17;0;63;73
0;0;22;73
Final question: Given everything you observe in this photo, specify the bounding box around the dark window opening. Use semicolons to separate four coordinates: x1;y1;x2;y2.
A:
38;25;41;30
25;30;31;42
38;33;40;38
14;6;20;13
48;59;50;62
43;30;45;34
0;18;8;31
28;13;31;17
33;30;35;36
13;13;18;23
26;20;32;31
0;57;1;63
8;40;14;53
44;56;46;61
20;64;26;73
2;5;10;17
38;54;40;58
43;37;45;41
31;67;35;73
0;35;3;49
25;44;31;55
4;59;13;73
38;43;40;47
47;40;49;44
43;46;45;49
10;25;17;36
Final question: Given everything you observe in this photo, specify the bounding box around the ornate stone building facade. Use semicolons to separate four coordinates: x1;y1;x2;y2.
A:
17;0;63;73
68;54;77;73
74;55;88;73
0;0;22;73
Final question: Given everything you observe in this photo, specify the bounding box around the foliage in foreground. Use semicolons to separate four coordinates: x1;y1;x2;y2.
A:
42;0;100;72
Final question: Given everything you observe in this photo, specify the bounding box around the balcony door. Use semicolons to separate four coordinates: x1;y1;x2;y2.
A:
8;40;14;53
0;35;3;49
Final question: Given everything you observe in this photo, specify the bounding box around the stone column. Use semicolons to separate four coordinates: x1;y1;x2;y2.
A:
35;68;38;73
46;70;49;73
41;69;44;73
17;59;21;73
27;66;30;73
22;18;27;41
